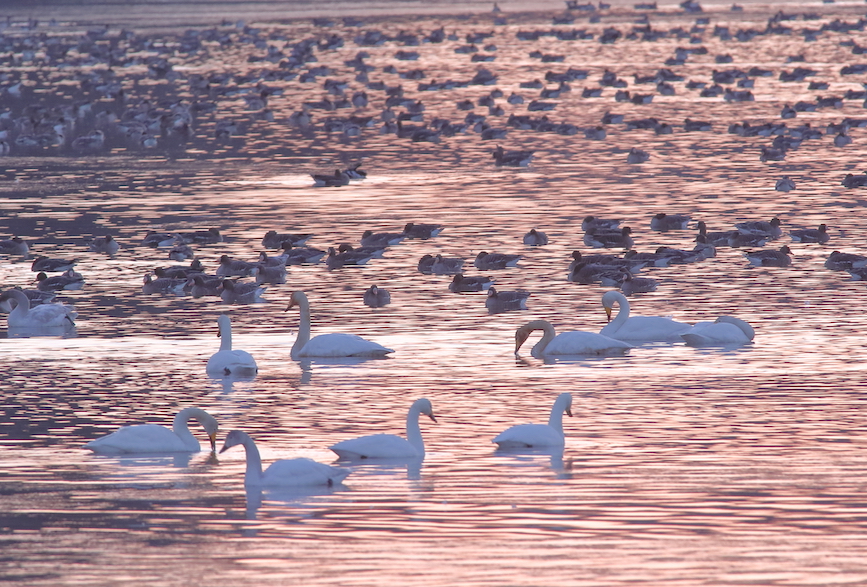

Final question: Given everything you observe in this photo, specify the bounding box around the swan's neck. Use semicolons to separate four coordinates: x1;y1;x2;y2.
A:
547;398;569;436
219;320;233;351
8;290;30;322
601;295;630;336
172;407;205;451
531;322;557;358
240;434;264;485
406;404;425;455
291;296;312;360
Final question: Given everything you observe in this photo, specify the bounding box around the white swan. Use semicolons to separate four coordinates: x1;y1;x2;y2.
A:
206;314;258;377
0;288;76;330
84;407;219;454
600;290;691;341
286;290;394;359
681;316;755;346
493;392;572;449
221;430;351;487
515;319;632;357
329;398;437;459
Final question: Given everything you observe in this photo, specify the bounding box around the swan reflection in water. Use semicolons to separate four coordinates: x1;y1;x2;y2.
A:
6;325;78;339
493;446;574;480
242;483;350;524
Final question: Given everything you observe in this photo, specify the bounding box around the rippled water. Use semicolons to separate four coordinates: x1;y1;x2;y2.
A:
4;2;867;585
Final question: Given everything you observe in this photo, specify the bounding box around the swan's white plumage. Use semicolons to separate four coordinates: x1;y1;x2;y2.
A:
493;392;572;449
84;407;218;454
330;398;436;459
681;316;755;346
206;314;258;377
286;290;394;359
600;290;691;341
516;319;632;357
221;430;350;487
0;288;76;330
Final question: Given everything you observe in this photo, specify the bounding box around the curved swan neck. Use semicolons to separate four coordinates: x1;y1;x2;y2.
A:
290;292;312;360
528;320;556;357
239;432;264;485
218;316;233;351
547;394;572;435
172;407;206;451
406;401;426;454
601;292;630;336
7;290;31;321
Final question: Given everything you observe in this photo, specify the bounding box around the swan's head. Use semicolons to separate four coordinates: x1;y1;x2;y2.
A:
217;313;230;336
286;290;307;311
187;409;220;452
601;290;624;321
415;398;437;423
219;429;247;454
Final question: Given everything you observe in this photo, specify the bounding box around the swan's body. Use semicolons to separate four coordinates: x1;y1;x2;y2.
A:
286;290;394;359
330;398;437;459
493;392;572;449
207;314;258;377
515;319;632;357
221;430;350;487
0;288;76;330
681;316;755;346
600;290;691;341
85;407;219;454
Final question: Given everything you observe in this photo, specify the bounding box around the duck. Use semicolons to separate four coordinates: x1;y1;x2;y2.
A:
403;222;443;239
221;430;350;487
492;145;533;167
492;392;572;449
0;236;29;256
583;226;634;249
515;319;632;357
36;270;84;292
430;254;465;275
0;288;76;330
206;314;258;378
599;290;691;341
449;273;495;293
220;279;266;304
650;213;690;231
474;251;522;270
360;229;405;247
789;224;830;244
88;234;120;255
363;285;391;307
329;397;437;459
30;256;78;273
745;245;792;267
485;286;530;313
286;290;394;359
84;407;219;454
142;273;185;295
522;228;549;246
680;316;755;346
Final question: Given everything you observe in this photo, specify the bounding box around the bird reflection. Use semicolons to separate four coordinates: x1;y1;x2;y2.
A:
494;446;573;479
242;483;349;525
7;325;78;338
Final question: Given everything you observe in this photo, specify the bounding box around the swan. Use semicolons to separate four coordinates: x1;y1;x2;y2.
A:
0;288;76;330
600;290;691;341
329;398;437;459
493;392;572;449
207;314;258;377
221;430;351;487
515;319;632;357
681;316;755;346
85;407;219;454
286;290;394;359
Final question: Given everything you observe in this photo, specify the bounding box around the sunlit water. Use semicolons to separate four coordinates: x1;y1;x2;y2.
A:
3;2;867;585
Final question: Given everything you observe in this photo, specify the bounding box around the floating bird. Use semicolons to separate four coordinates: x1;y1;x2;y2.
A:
474;251;522;270
85;407;219;454
449;273;495;292
493;392;572;449
522;228;549;245
329;398;437;459
493;145;533;166
514;319;631;357
0;288;76;330
650;213;690;231
790;224;830;244
745;245;792;267
681;316;755;346
206;314;258;378
485;286;530;313
363;284;391;307
88;235;120;255
600;290;691;341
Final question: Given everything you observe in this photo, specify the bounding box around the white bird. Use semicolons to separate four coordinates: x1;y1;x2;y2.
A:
329;398;437;459
515;319;632;357
493;392;572;449
680;316;755;346
600;290;691;341
0;288;76;330
84;407;219;454
220;430;351;487
206;314;258;378
286;290;394;359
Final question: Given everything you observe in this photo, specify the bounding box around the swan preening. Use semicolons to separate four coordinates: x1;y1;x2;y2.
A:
206;314;258;378
286;290;394;359
329;398;437;459
680;316;755;346
600;290;691;341
493;392;572;449
515;319;632;357
221;430;351;487
85;407;219;454
0;288;77;331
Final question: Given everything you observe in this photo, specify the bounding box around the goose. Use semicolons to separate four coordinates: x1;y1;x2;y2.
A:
745;246;792;267
277;244;326;265
85;407;219;454
0;288;76;330
735;217;783;238
344;163;367;180
486;286;530;313
474;251;522;270
168;243;195;261
567;262;624;285
790;224;830;244
325;246;374;270
257;252;287;268
600;290;691;341
583;226;633;249
727;231;768;248
187;274;223;298
216;255;258;277
207;314;258;377
360;229;405;247
262;230;313;249
581;216;620;231
626;147;650;163
696;221;736;247
492;145;533;167
36;270;84;292
88;235;120;255
363;285;391;307
221;430;351;487
522;228;549;246
155;259;205;279
253;264;287;285
142;231;178;248
286;290;394;359
515;319;632;357
492;392;572;449
681;316;755;346
311;169;350;187
175;228;222;244
337;242;387;259
329;398;437;459
692;235;717;259
142;273;185;295
775;176;796;192
431;254;465;275
650;213;690;231
220;279;266;304
403;222;443;239
417;254;435;274
825;251;867;271
449;273;495;293
31;256;78;273
0;236;29;256
619;271;658;295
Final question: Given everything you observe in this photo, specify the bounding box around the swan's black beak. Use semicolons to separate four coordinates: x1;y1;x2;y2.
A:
428;412;438;424
566;408;573;417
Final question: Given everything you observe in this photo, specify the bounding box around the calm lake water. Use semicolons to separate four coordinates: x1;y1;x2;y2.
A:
3;1;867;585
